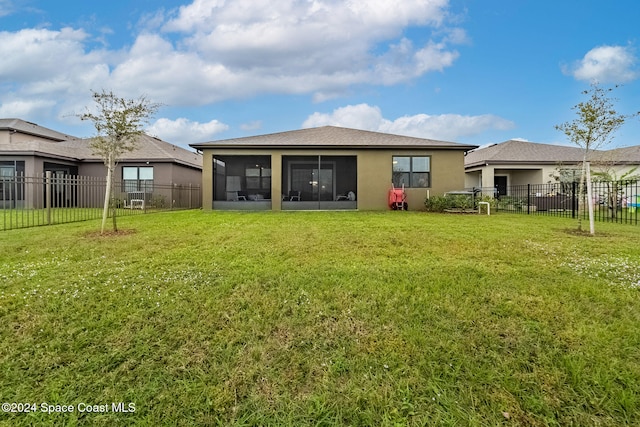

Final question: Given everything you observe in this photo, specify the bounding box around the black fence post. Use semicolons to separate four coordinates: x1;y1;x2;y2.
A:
45;171;52;225
572;181;576;219
527;184;531;215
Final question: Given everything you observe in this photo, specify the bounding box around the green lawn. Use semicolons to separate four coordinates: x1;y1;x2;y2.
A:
1;211;639;426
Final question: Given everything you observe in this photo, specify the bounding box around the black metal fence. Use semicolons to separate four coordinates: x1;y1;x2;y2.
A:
1;173;201;231
474;181;640;225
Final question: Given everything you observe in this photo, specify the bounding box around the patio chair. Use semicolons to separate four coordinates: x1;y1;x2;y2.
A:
288;190;301;201
336;191;356;201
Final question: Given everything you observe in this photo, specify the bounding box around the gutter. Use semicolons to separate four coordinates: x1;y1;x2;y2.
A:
189;144;479;151
2;150;80;163
464;160;584;169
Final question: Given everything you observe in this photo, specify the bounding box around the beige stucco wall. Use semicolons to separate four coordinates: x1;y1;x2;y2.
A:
357;149;466;210
465;170;482;188
492;168;544;187
78;162;201;186
472;164;552;190
201;148;467;211
202;151;214;209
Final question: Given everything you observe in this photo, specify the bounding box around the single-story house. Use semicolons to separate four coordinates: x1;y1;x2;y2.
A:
1;118;202;208
190;126;477;211
464;139;640;195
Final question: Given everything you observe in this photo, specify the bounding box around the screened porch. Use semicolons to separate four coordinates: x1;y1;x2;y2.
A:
211;154;357;210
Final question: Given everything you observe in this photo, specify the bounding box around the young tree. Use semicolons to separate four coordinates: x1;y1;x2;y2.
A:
79;90;161;234
555;83;638;234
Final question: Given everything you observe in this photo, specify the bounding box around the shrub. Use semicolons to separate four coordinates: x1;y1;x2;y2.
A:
450;194;474;210
497;196;525;211
425;194;481;212
476;195;498;210
424;195;451;212
425;194;499;212
150;194;167;208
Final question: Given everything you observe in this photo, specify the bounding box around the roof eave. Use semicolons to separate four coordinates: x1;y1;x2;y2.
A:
0;125;74;142
0;150;80;162
81;157;203;168
190;143;478;151
465;159;583;168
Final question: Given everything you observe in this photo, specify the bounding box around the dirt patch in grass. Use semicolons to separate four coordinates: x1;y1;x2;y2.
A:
83;229;137;238
560;227;613;237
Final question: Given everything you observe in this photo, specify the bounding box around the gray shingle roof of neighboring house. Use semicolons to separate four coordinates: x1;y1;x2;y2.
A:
0;138;79;162
464;140;589;168
0;118;78;141
80;134;203;169
465;139;640;169
606;145;640;163
1;119;202;169
190;125;478;150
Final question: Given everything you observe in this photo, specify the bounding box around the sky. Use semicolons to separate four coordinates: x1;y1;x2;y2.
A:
1;0;639;150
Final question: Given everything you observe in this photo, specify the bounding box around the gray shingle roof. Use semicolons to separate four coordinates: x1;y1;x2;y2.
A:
606;145;640;163
465;139;604;168
0;118;78;141
190;126;478;150
1;129;202;169
0;138;80;161
81;134;203;168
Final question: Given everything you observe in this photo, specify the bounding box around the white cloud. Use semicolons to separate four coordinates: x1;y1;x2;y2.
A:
0;98;57;118
147;117;229;146
302;104;515;141
0;0;464;125
0;27;113;120
566;45;638;83
0;28;100;82
158;0;461;97
304;104;387;131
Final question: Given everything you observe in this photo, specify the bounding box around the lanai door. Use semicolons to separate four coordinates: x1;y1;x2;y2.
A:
494;176;507;197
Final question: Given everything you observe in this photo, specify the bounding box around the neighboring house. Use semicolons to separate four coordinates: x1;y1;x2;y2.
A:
464;139;640;195
0;118;202;208
604;145;640;177
190;126;477;211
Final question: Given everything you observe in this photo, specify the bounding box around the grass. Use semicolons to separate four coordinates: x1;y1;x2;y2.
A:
1;210;639;426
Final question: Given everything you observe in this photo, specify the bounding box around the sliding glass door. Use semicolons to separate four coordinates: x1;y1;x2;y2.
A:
290;164;334;202
282;155;356;210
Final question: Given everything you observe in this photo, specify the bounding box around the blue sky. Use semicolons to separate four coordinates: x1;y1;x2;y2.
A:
1;0;639;150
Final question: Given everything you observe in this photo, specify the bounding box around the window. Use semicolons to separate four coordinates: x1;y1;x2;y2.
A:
245;165;271;190
123;166;154;192
0;165;15;178
392;156;430;188
0;161;25;203
0;165;16;201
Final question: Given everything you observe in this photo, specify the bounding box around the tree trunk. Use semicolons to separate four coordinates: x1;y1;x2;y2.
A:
577;161;586;231
111;170;118;232
101;154;113;234
585;161;595;235
608;182;617;220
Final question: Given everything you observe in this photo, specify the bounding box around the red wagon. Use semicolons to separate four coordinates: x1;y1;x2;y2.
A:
388;183;408;210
